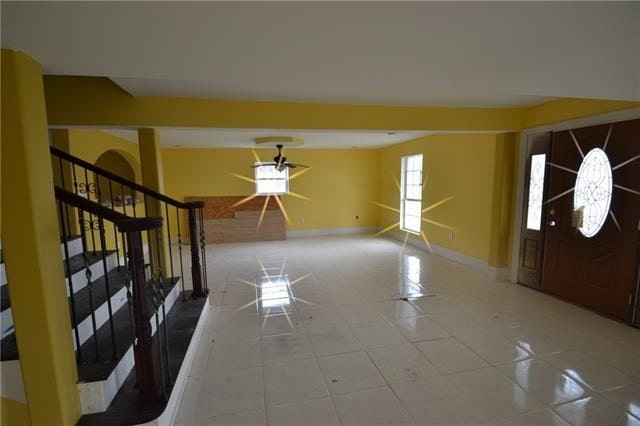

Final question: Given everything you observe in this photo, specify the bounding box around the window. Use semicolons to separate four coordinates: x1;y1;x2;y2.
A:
400;154;423;234
573;148;613;238
526;154;546;231
255;163;289;195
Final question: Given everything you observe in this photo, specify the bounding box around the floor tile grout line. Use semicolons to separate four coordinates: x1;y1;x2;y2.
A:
363;345;418;425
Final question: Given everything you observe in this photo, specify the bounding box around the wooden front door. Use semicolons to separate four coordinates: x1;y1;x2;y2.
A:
542;119;640;322
518;132;552;289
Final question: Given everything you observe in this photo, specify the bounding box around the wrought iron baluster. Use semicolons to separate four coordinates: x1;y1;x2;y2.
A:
58;159;74;235
108;179;121;269
120;183;128;217
164;202;175;280
71;163;79;195
199;207;208;293
58;200;82;363
98;218;118;360
81;169;97;252
176;208;186;301
93;170;102;206
122;234;136;354
132;190;138;218
82;221;101;361
158;274;172;387
150;279;168;401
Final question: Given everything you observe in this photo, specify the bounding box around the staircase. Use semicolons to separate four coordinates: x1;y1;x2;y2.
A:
0;148;212;425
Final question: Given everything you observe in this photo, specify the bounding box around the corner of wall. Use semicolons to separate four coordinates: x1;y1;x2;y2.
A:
488;132;517;268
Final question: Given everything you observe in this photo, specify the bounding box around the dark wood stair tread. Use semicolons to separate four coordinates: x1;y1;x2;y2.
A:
71;267;129;326
1;277;179;366
76;277;180;382
64;251;117;277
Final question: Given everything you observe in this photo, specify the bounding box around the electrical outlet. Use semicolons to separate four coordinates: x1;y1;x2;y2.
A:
300;218;305;225
448;231;454;241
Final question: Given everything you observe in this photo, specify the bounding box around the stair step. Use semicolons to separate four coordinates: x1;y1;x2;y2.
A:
76;292;208;425
72;267;128;328
0;250;120;342
0;286;13;339
72;267;130;350
65;251;119;295
61;235;83;260
65;251;116;278
76;277;180;383
77;278;181;414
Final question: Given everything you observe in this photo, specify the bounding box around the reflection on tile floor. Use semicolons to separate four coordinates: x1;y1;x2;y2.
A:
174;236;640;425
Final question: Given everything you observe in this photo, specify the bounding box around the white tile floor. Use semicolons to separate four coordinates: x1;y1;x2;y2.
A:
174;235;640;426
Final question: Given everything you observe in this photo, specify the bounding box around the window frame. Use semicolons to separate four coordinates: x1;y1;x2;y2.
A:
254;162;290;195
400;154;423;234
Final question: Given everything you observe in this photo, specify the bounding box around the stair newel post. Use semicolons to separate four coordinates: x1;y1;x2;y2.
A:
127;229;162;402
188;203;205;298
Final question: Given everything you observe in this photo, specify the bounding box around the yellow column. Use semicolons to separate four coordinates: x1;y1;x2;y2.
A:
138;128;171;277
488;132;517;268
1;49;81;425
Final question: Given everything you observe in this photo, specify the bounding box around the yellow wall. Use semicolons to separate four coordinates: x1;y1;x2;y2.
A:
378;133;501;262
66;129;141;181
1;398;30;426
162;148;379;231
43;76;526;131
523;98;640;129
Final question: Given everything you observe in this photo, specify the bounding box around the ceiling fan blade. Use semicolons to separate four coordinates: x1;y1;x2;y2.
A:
288;163;310;168
251;162;277;168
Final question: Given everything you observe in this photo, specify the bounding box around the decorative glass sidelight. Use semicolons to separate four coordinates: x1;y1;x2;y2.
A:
573;148;613;238
526;154;547;231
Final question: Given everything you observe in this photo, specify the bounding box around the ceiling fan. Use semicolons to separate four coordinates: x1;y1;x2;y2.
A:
252;144;309;172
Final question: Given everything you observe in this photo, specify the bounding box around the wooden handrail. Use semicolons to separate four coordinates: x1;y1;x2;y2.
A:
54;186;163;232
51;146;203;210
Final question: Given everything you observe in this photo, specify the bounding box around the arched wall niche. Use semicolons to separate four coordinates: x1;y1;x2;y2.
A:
94;149;141;202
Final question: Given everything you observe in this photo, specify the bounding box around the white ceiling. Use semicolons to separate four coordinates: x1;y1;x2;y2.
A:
103;128;433;149
3;2;639;107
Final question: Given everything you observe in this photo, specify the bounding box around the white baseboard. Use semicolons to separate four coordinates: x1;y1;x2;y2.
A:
385;230;509;282
286;226;378;238
141;297;211;426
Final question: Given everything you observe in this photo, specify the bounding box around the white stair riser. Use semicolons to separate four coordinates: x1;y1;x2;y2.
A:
78;279;182;414
72;286;129;350
1;308;14;339
149;283;181;335
66;253;118;296
61;238;84;260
